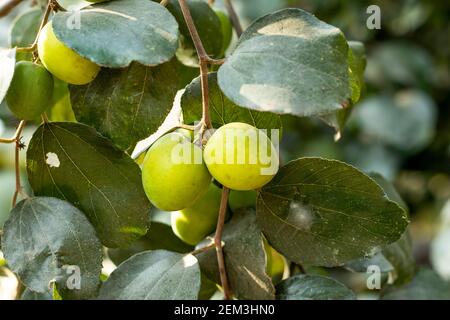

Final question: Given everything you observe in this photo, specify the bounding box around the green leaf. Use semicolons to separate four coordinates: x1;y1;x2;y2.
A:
107;221;194;266
166;0;224;60
345;174;415;284
181;72;282;130
9;8;43;61
1;197;102;299
381;268;450;300
0;48;16;104
197;209;275;300
353;90;437;152
218;8;350;117
99;250;201;300
70;59;198;152
20;288;52;300
257;157;409;267
276;274;356;300
26;122;151;248
52;0;179;68
320;41;366;135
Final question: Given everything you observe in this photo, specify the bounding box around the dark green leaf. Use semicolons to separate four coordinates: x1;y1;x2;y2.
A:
70;59;198;151
257;157;409;267
99;250;201;300
345;252;394;274
381;268;450;300
52;0;179;67
182;73;282;130
218;8;350;117
166;0;223;60
276;274;356;300
26;122;151;248
9;8;43;61
20;288;52;300
320;41;366;135
1;197;102;299
0;48;16;104
197;209;275;300
382;231;415;285
107;221;194;266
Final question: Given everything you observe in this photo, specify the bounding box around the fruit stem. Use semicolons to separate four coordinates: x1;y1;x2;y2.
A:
214;186;232;300
224;0;243;37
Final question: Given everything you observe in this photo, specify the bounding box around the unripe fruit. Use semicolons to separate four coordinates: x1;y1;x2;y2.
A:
228;190;257;212
6;61;54;120
37;21;100;85
142;132;211;211
215;10;233;55
204;123;279;191
171;184;222;245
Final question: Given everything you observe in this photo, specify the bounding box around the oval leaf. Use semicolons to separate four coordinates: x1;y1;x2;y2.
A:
276;274;356;300
26;122;150;248
0;48;16;104
99;250;201;300
1;197;102;299
182;72;282;130
70;59;198;151
10;8;43;61
107;222;194;266
52;0;179;67
218;8;350;117
197;209;275;300
257;157;409;267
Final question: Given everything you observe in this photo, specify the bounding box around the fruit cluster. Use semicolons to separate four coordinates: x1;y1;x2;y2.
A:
141;123;279;246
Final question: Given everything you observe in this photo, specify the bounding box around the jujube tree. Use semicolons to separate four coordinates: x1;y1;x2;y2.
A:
0;0;412;300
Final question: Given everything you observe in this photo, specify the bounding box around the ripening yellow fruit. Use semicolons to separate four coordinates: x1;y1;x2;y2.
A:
141;132;211;211
204;123;279;190
37;21;100;85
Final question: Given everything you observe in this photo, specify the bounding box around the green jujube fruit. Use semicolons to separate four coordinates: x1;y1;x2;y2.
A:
6;61;54;120
142;132;211;211
171;184;222;246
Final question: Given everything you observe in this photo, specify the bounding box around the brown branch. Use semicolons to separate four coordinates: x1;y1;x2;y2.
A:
178;0;217;132
1;120;25;207
214;187;232;299
0;0;22;18
224;0;243;37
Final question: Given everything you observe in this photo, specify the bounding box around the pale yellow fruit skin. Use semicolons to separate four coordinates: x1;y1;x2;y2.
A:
142;132;211;211
204;123;279;190
37;21;100;85
171;184;222;245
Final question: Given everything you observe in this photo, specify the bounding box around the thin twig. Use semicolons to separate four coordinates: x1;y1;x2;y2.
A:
214;187;232;299
224;0;243;37
0;0;22;18
177;0;232;299
0;120;25;144
11;121;26;207
190;241;216;256
178;0;214;133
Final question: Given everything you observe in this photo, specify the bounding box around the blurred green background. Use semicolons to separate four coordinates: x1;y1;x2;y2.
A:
0;0;449;299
